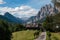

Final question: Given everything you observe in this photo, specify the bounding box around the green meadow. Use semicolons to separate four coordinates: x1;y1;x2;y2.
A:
46;32;60;40
12;30;37;40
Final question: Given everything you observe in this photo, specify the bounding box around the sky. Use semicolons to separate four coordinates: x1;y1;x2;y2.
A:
0;0;52;19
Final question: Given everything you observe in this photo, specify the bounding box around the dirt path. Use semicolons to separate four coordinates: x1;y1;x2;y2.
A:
35;32;46;40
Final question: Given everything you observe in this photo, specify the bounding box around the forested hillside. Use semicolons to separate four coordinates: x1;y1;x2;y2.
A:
0;19;25;40
43;12;60;32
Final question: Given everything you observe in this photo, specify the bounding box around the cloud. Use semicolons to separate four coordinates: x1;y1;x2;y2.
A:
0;0;6;4
0;5;38;18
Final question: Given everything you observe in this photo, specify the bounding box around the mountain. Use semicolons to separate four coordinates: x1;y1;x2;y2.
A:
36;4;58;22
0;12;24;24
26;4;58;23
25;16;38;24
0;15;13;22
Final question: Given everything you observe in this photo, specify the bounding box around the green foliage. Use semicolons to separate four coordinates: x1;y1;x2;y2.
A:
53;36;59;40
43;13;60;32
42;15;54;31
0;19;12;40
47;31;51;40
0;19;25;40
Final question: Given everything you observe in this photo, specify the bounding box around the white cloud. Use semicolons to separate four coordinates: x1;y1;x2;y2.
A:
0;5;38;18
0;0;6;4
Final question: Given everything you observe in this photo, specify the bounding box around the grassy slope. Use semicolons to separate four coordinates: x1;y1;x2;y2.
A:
11;30;37;40
46;32;60;40
51;32;60;40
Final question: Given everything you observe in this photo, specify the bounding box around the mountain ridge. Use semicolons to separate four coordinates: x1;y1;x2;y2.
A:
26;4;58;23
0;12;24;24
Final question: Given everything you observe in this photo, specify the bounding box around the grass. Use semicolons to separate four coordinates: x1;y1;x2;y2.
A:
46;32;60;40
11;30;39;40
46;33;49;40
51;32;60;40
